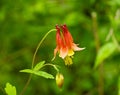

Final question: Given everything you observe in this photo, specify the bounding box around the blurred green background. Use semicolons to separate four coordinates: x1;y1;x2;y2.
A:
0;0;120;95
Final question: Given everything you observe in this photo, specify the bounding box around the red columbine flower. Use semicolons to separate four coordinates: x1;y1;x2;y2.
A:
53;24;85;65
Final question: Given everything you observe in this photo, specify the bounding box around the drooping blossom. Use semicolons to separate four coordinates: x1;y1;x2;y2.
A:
53;24;85;65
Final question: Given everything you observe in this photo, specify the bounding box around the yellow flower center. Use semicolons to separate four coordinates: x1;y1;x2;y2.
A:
64;56;73;65
68;49;74;56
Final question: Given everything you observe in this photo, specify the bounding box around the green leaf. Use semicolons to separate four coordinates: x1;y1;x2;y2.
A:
94;42;116;68
20;69;34;73
33;61;45;71
5;83;16;95
20;69;54;79
33;71;54;79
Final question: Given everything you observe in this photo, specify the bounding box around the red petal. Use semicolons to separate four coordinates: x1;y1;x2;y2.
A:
61;25;73;48
56;25;63;48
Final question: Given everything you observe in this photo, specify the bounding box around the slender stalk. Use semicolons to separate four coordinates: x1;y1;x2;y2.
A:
111;30;120;52
0;86;6;95
42;63;59;73
118;50;120;95
19;29;56;95
106;28;120;51
31;29;56;68
91;12;104;95
19;75;32;95
115;9;120;95
106;9;120;95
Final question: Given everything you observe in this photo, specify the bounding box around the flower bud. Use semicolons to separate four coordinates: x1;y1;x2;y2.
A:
55;73;64;88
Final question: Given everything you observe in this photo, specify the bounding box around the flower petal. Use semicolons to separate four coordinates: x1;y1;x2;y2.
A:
52;47;59;61
54;47;59;57
61;25;73;48
59;47;68;59
56;30;62;47
72;43;85;51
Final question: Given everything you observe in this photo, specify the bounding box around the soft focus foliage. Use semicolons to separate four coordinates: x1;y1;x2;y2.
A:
95;42;117;68
5;83;16;95
0;0;120;95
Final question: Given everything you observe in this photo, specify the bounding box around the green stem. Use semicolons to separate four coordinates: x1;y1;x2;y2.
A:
106;28;120;51
42;63;59;73
112;33;120;52
91;12;104;95
20;29;56;95
0;86;6;95
31;29;56;68
118;55;120;95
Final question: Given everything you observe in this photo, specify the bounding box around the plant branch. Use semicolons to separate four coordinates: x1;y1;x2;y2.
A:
19;29;56;95
91;12;104;95
31;29;56;68
42;63;59;73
